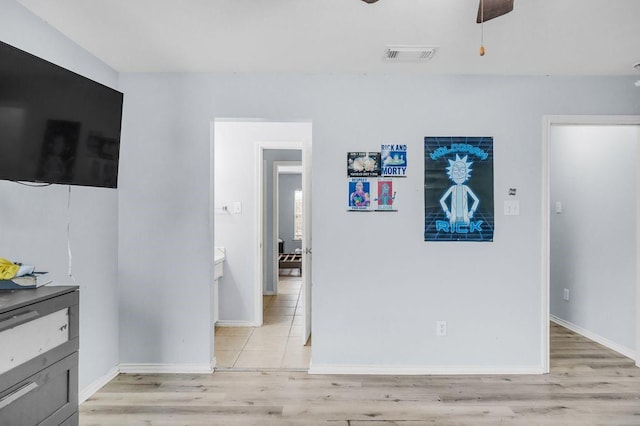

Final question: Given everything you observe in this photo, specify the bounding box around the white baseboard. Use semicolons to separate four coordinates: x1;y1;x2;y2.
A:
79;366;119;404
263;291;277;296
308;363;543;375
550;315;637;360
215;320;257;327
118;363;214;374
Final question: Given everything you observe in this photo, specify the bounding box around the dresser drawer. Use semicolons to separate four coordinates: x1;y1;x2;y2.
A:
0;308;69;375
0;352;78;426
0;290;78;392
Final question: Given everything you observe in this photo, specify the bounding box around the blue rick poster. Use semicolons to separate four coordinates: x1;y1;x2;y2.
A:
424;137;494;242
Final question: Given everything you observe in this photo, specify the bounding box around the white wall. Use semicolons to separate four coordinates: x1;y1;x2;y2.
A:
213;122;311;322
119;72;639;371
0;0;120;391
550;125;638;353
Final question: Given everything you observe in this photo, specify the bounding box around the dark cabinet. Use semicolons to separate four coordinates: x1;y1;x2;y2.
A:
0;286;79;426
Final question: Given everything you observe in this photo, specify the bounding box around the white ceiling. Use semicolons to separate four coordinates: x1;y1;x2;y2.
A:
15;0;640;75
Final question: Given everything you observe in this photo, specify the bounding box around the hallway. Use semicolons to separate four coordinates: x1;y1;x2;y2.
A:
214;271;311;369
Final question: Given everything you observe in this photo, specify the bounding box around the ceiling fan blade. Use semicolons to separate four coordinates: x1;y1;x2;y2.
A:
477;0;514;23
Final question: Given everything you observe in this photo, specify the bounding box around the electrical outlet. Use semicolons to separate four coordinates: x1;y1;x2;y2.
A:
563;288;570;301
233;201;242;213
436;320;447;336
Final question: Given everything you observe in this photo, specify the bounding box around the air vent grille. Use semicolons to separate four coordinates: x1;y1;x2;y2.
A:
385;46;438;62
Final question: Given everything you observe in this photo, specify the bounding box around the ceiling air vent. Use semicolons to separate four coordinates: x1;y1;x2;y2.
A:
384;46;438;62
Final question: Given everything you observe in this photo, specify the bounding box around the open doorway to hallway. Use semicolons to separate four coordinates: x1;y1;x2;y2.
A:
543;116;640;371
212;120;312;370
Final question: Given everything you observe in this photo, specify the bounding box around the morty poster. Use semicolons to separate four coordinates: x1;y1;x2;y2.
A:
424;137;494;242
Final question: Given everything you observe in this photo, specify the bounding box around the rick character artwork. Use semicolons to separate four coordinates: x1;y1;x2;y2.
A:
439;155;479;226
424;136;494;242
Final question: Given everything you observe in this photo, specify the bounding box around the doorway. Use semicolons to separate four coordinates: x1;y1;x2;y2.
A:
542;115;640;371
212;120;312;369
271;161;303;295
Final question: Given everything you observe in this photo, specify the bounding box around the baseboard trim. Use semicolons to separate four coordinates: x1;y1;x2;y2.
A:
550;315;637;360
118;363;214;374
79;366;119;404
215;320;258;327
308;363;543;375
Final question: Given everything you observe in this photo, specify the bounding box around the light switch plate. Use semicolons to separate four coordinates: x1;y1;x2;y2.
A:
504;200;520;216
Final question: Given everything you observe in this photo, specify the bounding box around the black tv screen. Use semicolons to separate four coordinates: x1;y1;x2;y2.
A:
0;41;123;188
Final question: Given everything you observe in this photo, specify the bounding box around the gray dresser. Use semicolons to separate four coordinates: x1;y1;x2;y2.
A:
0;286;79;426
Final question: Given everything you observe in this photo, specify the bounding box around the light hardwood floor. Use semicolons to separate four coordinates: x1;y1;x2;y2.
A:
80;324;640;425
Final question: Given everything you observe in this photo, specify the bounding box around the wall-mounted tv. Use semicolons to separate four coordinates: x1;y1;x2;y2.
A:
0;40;123;188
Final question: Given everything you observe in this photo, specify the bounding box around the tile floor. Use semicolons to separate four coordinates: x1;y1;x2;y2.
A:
214;270;311;370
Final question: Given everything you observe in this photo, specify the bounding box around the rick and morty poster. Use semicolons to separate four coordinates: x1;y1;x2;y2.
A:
424;137;494;242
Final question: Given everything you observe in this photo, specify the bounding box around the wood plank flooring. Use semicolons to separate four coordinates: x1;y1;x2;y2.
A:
80;323;640;425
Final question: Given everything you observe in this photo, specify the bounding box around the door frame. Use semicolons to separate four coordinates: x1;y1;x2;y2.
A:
255;140;311;337
541;115;640;371
272;161;303;296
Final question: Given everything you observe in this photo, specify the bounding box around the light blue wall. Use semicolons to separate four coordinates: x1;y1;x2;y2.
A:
6;0;640;390
121;72;639;370
550;125;638;352
0;0;120;393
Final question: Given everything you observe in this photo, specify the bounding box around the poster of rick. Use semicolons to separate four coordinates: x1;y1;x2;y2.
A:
424;137;494;242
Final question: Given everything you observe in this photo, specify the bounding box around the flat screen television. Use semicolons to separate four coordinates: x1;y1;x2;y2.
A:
0;40;123;188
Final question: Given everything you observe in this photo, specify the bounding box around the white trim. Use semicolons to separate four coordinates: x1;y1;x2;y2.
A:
208;120;216;376
637;125;640;368
309;364;543;376
301;136;313;345
118;363;214;375
79;366;119;404
273;162;279;296
255;147;264;327
551;315;637;360
279;164;303;174
215;320;258;327
542;115;640;372
541;116;551;374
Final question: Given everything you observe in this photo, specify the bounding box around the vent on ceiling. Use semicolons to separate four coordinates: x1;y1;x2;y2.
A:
384;46;438;62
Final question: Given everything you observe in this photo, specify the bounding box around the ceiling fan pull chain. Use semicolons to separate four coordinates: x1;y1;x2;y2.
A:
480;0;486;56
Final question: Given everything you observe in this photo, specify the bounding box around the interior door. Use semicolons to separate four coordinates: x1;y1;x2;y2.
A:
302;138;312;345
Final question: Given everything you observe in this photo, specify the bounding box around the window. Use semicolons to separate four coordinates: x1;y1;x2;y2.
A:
294;189;303;240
